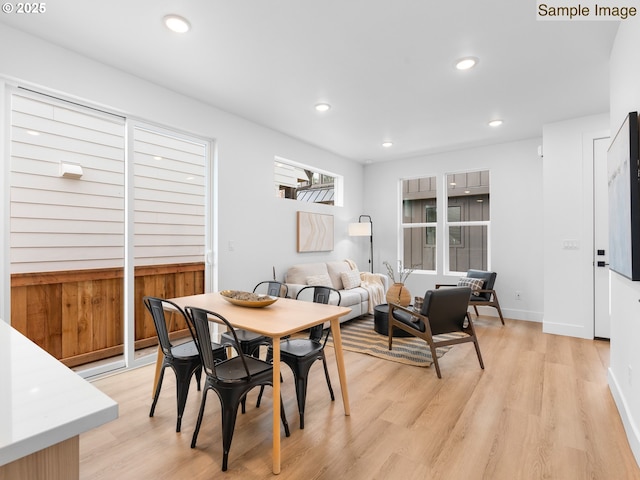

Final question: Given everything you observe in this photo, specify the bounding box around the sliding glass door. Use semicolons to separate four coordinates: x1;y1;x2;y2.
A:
7;87;212;376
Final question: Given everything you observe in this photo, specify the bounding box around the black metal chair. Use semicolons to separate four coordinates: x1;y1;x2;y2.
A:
388;287;484;378
143;296;227;432
220;281;288;357
258;285;341;429
219;281;288;413
185;306;291;472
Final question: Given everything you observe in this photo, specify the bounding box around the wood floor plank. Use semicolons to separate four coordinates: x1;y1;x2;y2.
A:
80;316;640;479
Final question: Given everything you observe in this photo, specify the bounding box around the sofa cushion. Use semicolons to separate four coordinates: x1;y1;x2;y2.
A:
306;274;333;287
326;261;352;290
338;289;363;307
285;263;330;285
340;270;362;289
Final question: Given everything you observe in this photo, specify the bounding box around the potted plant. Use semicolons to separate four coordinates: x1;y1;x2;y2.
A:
383;261;415;306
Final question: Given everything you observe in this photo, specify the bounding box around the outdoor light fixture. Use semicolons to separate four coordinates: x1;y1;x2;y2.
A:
348;214;374;273
59;162;83;179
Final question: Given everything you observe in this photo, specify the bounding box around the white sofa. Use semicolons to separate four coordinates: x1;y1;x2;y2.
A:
284;261;388;323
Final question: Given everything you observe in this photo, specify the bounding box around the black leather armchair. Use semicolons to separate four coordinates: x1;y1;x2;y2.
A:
437;269;505;325
388;287;484;378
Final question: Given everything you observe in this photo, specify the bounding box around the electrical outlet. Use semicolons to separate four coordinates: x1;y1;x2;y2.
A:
515;291;521;300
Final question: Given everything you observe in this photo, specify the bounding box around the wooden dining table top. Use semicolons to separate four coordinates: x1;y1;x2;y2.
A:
167;291;351;337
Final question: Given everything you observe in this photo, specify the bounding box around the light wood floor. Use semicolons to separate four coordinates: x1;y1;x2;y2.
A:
80;316;640;479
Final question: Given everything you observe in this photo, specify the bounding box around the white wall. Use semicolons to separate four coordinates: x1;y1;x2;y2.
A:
541;114;609;339
608;16;640;466
0;24;368;308
364;137;544;322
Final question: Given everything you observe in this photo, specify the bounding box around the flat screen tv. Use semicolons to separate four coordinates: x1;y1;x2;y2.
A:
608;111;640;280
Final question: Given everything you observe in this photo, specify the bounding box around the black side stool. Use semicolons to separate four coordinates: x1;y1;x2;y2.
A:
373;303;414;337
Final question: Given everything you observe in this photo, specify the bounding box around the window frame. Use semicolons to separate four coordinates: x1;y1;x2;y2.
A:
398;170;491;276
444;170;491;275
274;155;343;207
400;175;438;274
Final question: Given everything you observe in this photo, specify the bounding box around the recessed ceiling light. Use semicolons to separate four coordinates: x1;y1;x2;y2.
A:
488;119;503;127
382;141;393;148
27;130;40;136
315;103;331;112
455;57;478;70
153;156;163;160
164;15;191;33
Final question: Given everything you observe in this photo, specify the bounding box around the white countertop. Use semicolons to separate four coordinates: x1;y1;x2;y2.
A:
0;320;118;466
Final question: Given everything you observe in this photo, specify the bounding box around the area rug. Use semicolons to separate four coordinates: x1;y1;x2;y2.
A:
325;316;463;368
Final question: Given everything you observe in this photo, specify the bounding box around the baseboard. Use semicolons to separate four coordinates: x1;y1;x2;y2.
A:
502;307;543;323
608;367;640;468
475;306;543;323
541;320;591;339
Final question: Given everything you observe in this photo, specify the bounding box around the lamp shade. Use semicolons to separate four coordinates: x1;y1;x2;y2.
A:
348;222;372;236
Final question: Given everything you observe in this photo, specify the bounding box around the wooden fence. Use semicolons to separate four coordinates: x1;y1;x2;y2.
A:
10;263;204;367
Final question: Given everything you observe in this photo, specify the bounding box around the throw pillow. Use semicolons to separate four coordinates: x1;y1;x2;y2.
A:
457;276;484;296
306;274;333;287
340;270;361;290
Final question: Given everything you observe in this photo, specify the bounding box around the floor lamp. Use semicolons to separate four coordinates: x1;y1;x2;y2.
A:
348;215;373;273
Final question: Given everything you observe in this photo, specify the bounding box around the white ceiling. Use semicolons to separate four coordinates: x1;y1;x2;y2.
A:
0;1;619;162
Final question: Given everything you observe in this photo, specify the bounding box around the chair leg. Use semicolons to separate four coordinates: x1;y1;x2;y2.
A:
256;386;265;408
174;362;200;432
429;343;442;378
473;338;485;369
473;305;480;317
320;354;335;401
219;393;243;472
492;295;505;325
280;394;291;437
294;373;308;429
195;365;202;391
191;388;210;448
149;365;166;418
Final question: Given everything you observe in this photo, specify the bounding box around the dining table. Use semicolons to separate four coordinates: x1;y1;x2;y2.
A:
159;291;352;475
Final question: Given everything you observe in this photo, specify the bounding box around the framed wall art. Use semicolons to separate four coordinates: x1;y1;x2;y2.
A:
297;211;334;252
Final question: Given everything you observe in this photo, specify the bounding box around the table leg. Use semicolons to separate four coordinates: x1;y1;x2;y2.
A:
330;317;350;416
152;347;163;398
271;337;281;474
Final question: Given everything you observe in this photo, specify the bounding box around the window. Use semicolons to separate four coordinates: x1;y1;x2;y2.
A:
401;176;437;271
446;170;490;273
274;156;342;206
8;88;212;374
399;170;490;275
133;126;206;266
9;91;126;273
